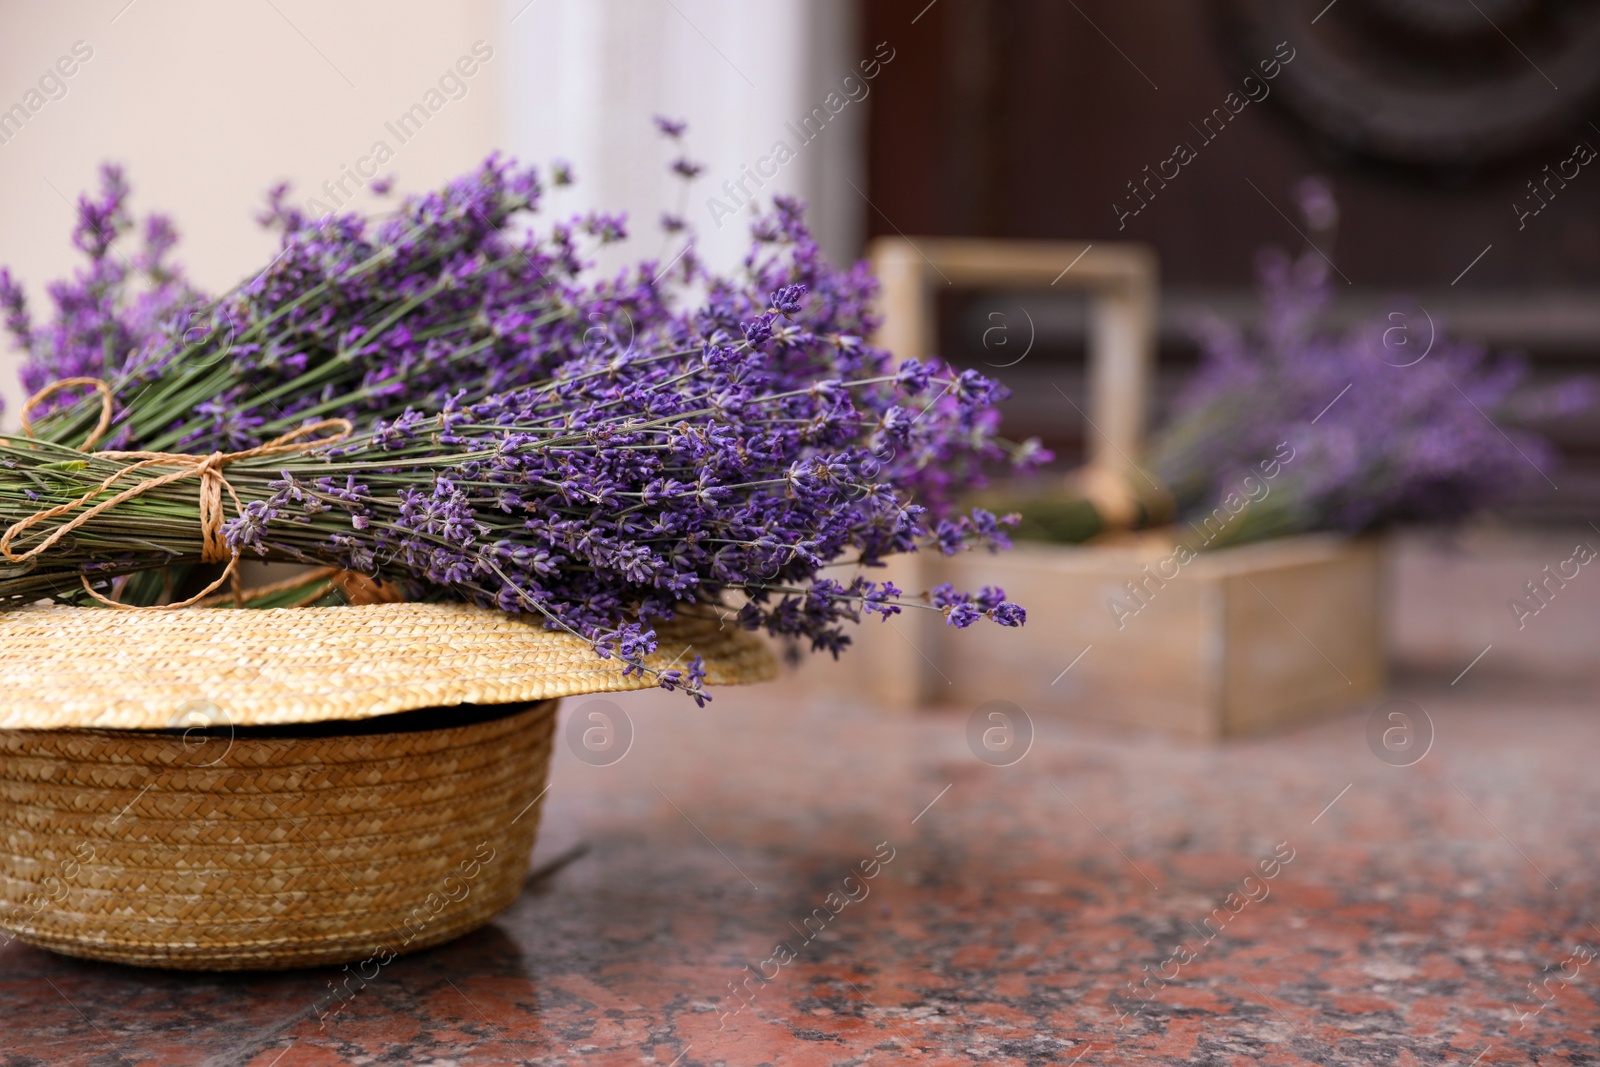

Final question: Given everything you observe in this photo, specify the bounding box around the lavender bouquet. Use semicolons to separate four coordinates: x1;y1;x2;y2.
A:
0;293;1025;694
0;150;1041;693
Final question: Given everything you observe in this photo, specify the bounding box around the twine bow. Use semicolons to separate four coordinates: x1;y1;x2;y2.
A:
1;378;353;609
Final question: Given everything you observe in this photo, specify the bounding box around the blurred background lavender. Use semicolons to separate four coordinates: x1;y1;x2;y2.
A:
1146;179;1597;546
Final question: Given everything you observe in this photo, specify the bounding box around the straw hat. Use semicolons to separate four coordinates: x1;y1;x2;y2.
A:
0;601;777;729
0;603;776;969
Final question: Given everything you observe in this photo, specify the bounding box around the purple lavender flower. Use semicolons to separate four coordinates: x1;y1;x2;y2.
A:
769;285;805;316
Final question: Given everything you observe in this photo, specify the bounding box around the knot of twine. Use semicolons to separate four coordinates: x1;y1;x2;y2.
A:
1;377;353;610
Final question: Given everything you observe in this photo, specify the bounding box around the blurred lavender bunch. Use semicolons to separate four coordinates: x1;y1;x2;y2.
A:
1148;180;1594;544
0;164;202;409
1152;264;1591;540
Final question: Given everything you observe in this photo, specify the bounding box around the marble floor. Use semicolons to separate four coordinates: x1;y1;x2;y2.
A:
3;658;1597;1066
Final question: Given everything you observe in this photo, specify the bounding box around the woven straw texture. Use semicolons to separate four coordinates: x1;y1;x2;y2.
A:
0;602;776;729
0;700;558;970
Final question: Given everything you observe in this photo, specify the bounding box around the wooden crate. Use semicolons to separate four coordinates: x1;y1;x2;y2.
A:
828;237;1384;737
794;534;1384;740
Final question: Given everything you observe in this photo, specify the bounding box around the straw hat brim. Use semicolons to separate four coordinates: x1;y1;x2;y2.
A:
0;602;777;730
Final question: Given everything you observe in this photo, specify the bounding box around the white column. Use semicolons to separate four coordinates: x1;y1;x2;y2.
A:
504;0;864;274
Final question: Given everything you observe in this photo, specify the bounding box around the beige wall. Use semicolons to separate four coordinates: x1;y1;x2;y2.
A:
0;0;504;427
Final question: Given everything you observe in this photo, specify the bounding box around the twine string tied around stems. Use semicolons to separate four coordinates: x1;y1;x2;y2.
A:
1;377;353;609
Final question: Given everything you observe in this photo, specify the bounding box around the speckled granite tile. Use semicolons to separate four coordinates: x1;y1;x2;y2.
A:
1;671;1596;1066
